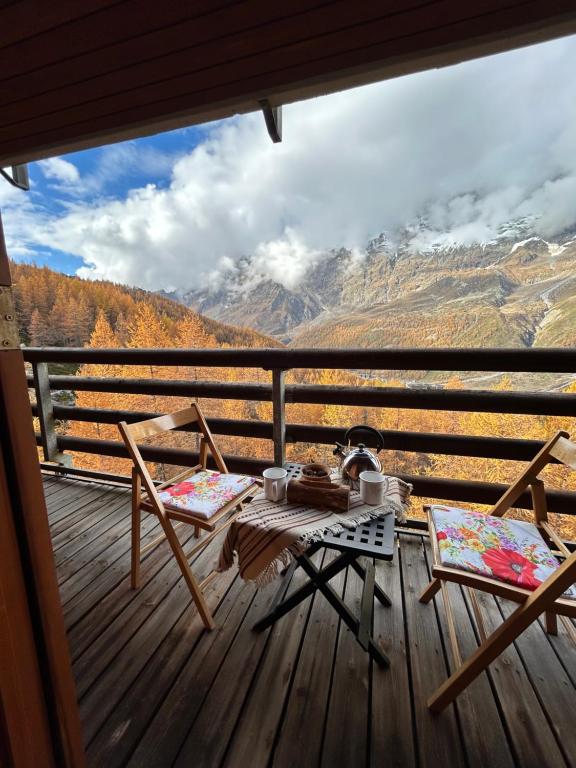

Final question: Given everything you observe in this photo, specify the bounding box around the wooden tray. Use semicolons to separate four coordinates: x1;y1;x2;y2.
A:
287;477;350;512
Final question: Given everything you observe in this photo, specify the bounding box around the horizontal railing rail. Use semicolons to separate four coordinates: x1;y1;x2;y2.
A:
32;403;563;462
24;346;576;519
43;434;271;476
22;346;576;371
25;374;576;416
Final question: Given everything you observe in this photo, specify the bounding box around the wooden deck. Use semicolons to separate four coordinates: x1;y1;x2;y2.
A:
44;474;576;768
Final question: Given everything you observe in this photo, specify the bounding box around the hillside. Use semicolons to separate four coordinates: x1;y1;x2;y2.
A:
178;223;576;353
13;253;576;539
10;261;279;350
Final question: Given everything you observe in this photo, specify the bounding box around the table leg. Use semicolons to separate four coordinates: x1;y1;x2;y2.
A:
349;558;391;606
253;549;391;668
298;555;390;668
252;552;350;632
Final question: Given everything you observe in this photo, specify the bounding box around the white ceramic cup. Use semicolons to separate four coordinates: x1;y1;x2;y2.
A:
359;470;385;506
263;467;288;502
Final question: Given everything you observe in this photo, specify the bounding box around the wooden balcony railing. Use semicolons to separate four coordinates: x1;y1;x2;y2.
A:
24;346;576;523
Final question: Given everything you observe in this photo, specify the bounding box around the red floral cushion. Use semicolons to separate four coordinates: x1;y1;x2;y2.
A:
431;505;575;598
159;471;256;520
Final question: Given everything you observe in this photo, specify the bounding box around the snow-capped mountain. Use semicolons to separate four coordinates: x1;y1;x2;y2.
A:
167;221;576;349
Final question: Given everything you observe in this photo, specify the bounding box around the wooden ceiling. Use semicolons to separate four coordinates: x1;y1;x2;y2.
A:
1;0;576;166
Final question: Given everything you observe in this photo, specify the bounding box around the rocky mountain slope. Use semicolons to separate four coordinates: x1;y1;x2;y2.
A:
171;221;576;351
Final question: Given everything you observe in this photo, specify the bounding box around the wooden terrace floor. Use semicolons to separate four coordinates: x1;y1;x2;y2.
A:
44;474;576;768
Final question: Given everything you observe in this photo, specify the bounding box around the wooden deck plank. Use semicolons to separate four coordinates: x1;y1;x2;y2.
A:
370;545;417;768
59;513;160;616
55;505;132;582
426;565;516;767
42;478;576;768
321;563;370;768
221;555;319;768
86;569;240;767
127;577;258;768
42;474;78;499
46;479;106;521
73;527;218;699
400;535;467;768
78;533;232;744
172;572;295;768
53;496;131;566
50;485;128;542
48;488;122;538
472;589;568;768
272;551;346;768
43;473;79;490
497;596;576;765
43;475;98;501
542;616;576;687
63;520;172;651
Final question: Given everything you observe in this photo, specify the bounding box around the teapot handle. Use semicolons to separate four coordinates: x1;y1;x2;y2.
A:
344;425;385;453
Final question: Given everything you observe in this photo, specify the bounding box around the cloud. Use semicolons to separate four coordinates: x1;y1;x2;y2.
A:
251;231;324;290
38;157;80;184
3;34;576;290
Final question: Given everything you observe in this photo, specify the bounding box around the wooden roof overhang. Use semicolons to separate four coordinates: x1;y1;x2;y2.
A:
1;0;576;167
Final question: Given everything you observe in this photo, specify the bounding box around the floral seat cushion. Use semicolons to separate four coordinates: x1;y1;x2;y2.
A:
431;504;576;599
159;471;256;520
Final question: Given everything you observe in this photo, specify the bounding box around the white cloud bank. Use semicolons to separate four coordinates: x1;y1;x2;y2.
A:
3;34;576;290
38;157;80;184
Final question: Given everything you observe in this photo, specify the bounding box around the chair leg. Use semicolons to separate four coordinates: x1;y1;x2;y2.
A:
420;577;442;603
441;583;462;669
428;584;572;711
162;519;216;631
560;616;576;646
194;524;200;539
131;474;141;590
545;611;558;635
467;588;488;643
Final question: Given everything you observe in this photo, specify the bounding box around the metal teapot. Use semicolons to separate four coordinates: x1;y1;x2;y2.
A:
333;425;384;489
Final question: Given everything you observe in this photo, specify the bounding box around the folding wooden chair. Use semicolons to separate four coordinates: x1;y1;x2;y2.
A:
118;404;260;630
420;430;576;711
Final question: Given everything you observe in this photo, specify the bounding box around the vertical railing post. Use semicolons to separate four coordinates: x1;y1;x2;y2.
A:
32;361;71;466
271;368;286;467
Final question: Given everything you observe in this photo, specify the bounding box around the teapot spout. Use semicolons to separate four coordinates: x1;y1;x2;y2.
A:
333;442;346;457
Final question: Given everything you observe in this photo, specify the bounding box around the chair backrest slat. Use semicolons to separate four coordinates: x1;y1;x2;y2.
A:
490;430;571;517
549;435;576;470
122;406;200;442
118;420;164;515
118;403;228;512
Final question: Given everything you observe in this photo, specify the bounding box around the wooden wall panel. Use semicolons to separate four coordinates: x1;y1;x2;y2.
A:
0;1;575;168
0;0;236;80
0;0;121;48
0;0;340;105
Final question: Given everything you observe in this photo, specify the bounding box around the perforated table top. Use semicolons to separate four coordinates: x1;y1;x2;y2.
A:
283;463;396;561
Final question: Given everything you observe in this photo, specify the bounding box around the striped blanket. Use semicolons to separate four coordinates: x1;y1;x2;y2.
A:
218;475;412;585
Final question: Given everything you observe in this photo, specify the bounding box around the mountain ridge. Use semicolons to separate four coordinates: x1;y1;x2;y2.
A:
168;221;576;351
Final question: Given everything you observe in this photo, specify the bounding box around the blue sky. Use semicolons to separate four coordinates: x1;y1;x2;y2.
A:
1;34;576;292
18;126;206;274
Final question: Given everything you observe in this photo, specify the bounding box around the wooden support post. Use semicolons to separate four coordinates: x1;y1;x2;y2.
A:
271;368;286;467
0;212;85;766
32;361;71;466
